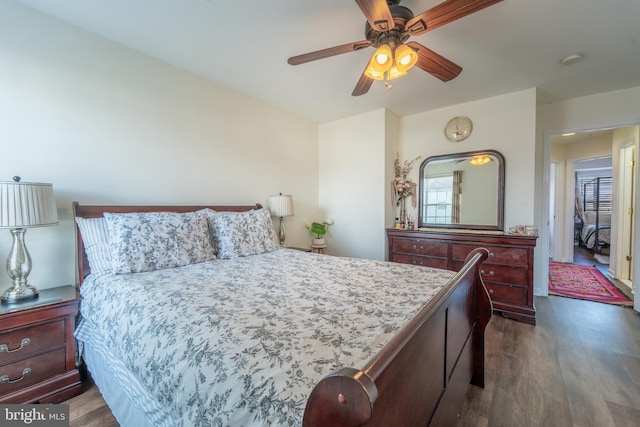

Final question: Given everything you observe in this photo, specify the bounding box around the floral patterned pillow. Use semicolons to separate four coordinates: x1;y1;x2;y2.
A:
104;211;216;274
209;208;280;259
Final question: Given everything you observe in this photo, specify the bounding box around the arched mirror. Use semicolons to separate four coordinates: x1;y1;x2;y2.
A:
418;150;504;231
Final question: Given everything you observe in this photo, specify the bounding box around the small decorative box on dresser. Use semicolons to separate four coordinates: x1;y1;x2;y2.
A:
387;229;538;325
0;286;82;403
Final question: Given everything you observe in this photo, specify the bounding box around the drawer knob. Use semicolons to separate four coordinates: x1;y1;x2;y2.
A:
489;252;494;257
481;270;495;277
489;289;494;295
1;367;31;384
0;338;30;353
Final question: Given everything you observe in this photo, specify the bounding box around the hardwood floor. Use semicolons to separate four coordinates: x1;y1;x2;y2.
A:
65;296;640;427
458;296;640;427
66;379;118;427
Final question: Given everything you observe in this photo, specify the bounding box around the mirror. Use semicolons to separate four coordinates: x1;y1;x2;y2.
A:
418;149;504;231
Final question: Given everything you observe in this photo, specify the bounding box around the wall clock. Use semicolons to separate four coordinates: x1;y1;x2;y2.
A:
444;116;473;142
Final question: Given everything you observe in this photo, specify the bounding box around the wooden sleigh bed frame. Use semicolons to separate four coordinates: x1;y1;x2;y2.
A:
73;202;492;427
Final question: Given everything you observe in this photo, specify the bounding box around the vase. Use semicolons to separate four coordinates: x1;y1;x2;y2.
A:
313;238;325;246
398;197;406;223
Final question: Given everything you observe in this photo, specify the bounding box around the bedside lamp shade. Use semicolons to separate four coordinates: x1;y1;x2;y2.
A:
0;178;58;303
268;194;294;246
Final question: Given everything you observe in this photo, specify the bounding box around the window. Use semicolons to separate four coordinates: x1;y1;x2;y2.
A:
423;175;453;224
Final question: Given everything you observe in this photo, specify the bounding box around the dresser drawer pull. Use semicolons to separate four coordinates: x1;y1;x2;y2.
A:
0;338;30;353
481;270;495;277
488;252;494;257
488;289;494;295
1;368;31;384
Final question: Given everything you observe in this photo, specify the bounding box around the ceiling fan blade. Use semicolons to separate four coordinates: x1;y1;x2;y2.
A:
407;42;462;82
352;69;375;96
288;40;372;65
405;0;503;36
355;0;395;32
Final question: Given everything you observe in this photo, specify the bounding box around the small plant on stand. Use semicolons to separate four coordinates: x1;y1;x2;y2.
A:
305;218;334;245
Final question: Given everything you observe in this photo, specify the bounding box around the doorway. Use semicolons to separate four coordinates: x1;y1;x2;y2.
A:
548;128;636;303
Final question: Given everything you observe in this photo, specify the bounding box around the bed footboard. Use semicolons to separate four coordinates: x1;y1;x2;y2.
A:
303;248;491;427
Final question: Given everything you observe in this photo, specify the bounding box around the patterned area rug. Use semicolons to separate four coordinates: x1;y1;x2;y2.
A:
549;262;633;306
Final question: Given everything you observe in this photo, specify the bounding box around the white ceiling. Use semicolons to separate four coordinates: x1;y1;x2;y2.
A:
13;0;640;123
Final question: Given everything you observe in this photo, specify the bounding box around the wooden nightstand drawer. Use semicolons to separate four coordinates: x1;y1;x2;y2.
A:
0;320;65;365
0;348;65;398
0;286;81;403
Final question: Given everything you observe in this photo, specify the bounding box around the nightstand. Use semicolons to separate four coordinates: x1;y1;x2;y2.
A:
0;285;82;403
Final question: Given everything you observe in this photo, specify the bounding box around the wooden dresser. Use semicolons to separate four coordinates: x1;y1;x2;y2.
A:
387;229;538;324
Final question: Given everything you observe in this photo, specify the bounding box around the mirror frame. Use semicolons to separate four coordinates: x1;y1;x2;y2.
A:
418;149;505;231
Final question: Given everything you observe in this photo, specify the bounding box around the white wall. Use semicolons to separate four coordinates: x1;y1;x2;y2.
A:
319;109;395;260
0;2;319;290
399;89;538;228
536;86;640;309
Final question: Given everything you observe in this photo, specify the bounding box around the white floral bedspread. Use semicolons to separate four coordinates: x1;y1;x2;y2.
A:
76;249;455;427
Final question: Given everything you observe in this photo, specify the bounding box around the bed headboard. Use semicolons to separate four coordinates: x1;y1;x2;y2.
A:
72;202;262;287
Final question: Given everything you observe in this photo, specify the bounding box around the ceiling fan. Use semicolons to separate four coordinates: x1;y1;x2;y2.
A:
287;0;504;96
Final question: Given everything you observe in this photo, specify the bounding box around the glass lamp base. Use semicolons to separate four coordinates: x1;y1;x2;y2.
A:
1;284;39;304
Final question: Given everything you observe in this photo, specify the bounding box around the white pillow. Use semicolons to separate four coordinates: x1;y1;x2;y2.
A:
209;208;280;259
104;211;216;274
75;217;112;275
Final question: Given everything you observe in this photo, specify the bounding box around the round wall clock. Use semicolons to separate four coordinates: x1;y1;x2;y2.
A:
444;116;473;142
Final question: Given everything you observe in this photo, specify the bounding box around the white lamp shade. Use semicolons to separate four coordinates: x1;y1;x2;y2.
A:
0;181;58;228
268;194;294;218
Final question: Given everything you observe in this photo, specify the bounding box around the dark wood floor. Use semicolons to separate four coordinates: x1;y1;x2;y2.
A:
65;296;640;427
457;296;640;427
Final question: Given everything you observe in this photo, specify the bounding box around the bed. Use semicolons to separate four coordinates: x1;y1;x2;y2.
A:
72;202;492;427
580;177;612;253
580;211;611;252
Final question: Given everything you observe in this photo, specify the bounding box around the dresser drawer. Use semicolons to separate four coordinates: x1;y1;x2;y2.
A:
0;348;66;397
390;253;449;269
479;265;528;286
391;238;448;257
484;282;528;307
0;320;65;366
452;244;529;267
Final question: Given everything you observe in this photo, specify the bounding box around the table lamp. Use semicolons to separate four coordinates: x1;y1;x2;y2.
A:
0;177;58;303
267;194;294;246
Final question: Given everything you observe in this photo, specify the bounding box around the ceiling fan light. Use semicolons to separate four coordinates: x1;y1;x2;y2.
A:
369;44;393;72
470;155;492;166
364;65;385;80
387;66;407;80
395;44;418;72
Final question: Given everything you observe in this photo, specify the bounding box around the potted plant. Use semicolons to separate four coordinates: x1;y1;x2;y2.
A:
305;218;334;245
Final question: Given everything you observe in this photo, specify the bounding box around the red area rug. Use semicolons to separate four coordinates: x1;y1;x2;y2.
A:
549;262;633;306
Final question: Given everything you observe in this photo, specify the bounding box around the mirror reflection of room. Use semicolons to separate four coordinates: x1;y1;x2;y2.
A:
419;150;504;230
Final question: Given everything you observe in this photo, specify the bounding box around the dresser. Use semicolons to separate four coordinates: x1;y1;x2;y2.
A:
0;286;82;403
387;229;538;324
